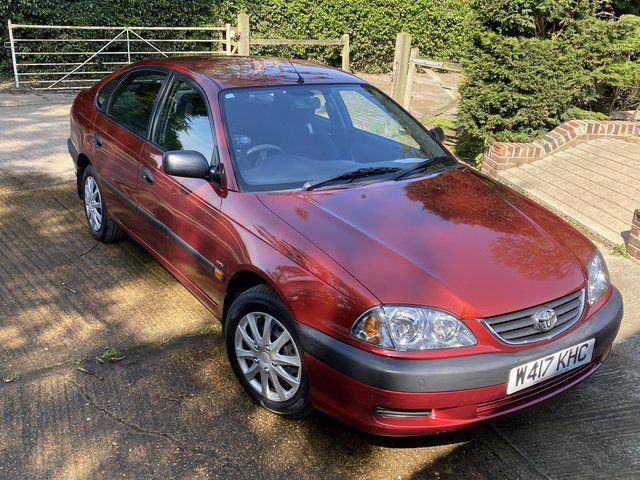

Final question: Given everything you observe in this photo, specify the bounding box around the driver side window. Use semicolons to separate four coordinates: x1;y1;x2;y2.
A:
155;78;215;163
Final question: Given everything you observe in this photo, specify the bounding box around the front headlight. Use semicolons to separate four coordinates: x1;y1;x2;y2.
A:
587;249;610;304
351;306;477;351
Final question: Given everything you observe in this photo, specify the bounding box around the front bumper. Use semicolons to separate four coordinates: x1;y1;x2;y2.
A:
298;287;623;436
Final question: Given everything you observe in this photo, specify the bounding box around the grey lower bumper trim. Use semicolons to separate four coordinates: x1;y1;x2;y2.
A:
297;287;623;393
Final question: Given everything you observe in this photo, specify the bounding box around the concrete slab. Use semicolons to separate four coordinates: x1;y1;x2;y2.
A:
499;138;640;246
0;93;76;193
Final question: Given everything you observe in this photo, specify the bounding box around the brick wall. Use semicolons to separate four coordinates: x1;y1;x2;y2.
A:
482;120;640;178
629;210;640;260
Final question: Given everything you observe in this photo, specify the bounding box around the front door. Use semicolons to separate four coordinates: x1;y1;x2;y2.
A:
136;76;226;307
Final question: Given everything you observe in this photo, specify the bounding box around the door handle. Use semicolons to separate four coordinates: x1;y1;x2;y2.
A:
94;133;103;147
141;167;155;185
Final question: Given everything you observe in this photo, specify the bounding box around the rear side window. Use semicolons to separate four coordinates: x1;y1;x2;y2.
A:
108;71;167;137
96;75;122;109
155;78;214;162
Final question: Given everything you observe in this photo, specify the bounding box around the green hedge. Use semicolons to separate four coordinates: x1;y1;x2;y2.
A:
0;0;471;77
458;0;640;149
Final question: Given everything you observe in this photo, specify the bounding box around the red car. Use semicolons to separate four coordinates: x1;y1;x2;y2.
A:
68;56;622;436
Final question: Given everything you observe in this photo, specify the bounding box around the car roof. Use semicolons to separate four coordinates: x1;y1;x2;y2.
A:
133;56;365;90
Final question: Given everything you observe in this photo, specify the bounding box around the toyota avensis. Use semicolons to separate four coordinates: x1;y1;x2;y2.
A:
68;57;623;436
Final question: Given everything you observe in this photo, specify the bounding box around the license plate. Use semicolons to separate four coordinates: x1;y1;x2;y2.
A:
507;339;595;395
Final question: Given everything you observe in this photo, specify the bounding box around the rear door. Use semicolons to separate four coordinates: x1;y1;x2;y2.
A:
136;75;226;307
93;69;168;229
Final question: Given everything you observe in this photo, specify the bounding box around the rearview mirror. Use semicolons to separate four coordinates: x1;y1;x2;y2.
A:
162;150;210;179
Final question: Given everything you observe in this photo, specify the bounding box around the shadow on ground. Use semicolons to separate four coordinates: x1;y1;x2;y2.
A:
485;328;640;480
0;331;516;480
0;172;212;374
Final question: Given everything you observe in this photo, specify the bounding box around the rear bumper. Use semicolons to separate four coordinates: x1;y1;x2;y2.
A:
298;287;623;436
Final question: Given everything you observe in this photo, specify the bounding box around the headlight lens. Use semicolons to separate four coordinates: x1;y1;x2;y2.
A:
351;306;477;351
587;249;610;304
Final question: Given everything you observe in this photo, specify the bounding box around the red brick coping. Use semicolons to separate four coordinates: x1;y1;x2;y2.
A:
629;210;640;260
482;120;640;178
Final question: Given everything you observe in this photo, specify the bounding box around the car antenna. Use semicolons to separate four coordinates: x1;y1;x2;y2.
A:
288;59;305;84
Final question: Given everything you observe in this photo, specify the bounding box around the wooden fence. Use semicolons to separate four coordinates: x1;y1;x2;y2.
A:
391;32;462;112
236;13;350;72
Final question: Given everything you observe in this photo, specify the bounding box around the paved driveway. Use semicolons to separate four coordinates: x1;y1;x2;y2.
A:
499;138;640;246
1;91;638;479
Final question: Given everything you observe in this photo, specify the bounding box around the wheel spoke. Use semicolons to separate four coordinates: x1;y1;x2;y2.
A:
244;362;260;381
262;315;273;344
260;370;269;397
236;348;255;360
270;329;291;353
272;353;300;368
239;323;255;348
247;313;262;347
269;370;287;401
274;365;300;387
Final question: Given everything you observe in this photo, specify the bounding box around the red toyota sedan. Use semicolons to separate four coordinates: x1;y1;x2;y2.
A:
68;56;622;436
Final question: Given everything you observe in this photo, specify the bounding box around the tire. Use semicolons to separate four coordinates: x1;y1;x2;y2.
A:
82;165;126;243
224;284;313;418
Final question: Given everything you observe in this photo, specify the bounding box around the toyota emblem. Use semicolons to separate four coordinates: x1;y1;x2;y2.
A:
532;307;558;331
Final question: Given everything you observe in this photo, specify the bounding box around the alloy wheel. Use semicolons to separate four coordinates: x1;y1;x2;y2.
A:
84;176;103;232
234;312;302;402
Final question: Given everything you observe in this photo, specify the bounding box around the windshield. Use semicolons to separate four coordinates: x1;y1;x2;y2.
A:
220;84;452;192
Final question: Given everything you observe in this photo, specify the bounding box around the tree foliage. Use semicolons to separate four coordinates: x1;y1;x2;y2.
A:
458;0;640;147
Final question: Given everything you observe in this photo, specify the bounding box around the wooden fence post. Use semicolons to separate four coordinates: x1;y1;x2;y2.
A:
402;47;419;109
341;34;350;71
391;32;412;105
237;12;250;56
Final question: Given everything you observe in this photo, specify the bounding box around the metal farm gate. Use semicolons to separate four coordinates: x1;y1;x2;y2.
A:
6;20;235;90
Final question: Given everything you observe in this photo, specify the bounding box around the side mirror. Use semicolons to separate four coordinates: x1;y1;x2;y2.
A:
162;150;210;179
429;127;445;143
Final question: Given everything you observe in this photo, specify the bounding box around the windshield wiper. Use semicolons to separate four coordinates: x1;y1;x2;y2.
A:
304;167;400;191
393;156;455;181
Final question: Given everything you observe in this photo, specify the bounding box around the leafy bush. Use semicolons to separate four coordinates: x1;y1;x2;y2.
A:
458;0;639;146
562;107;609;121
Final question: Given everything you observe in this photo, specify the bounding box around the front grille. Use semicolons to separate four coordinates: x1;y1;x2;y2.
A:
482;289;585;344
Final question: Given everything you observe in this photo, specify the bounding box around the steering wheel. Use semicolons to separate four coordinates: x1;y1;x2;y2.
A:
246;143;284;166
